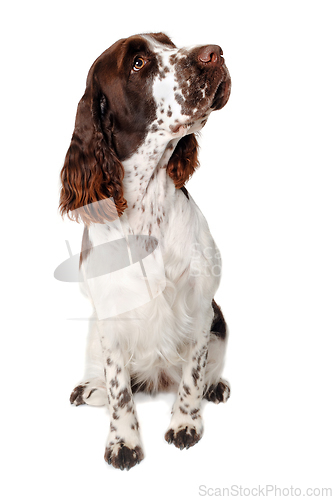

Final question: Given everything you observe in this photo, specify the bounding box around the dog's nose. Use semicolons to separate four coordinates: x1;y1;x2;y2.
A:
198;45;224;65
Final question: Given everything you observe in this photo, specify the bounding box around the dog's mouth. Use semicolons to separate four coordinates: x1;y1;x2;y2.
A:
211;66;231;110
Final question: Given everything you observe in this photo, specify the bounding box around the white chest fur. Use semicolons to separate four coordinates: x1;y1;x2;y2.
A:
82;124;221;387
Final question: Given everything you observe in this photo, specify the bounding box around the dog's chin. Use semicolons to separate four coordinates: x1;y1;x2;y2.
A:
170;122;194;137
170;118;208;138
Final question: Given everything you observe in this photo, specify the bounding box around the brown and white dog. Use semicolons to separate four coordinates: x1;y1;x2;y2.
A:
59;32;231;470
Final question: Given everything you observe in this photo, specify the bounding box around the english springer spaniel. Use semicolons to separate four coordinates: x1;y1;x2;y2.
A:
59;32;231;470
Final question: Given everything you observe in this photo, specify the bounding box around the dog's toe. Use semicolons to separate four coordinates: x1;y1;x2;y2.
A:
104;443;144;470
70;384;86;406
204;379;230;404
165;425;202;450
70;380;107;406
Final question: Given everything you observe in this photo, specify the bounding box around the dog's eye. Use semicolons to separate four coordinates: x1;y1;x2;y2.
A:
132;56;146;72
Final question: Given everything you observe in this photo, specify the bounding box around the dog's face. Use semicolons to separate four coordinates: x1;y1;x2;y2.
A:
60;33;231;224
87;32;231;160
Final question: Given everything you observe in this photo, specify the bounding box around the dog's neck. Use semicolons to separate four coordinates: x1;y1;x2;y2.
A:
122;132;180;212
119;131;183;237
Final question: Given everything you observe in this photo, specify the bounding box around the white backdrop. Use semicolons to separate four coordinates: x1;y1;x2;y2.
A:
1;1;332;498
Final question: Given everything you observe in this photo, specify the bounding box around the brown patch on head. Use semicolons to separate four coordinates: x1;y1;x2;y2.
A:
147;32;176;48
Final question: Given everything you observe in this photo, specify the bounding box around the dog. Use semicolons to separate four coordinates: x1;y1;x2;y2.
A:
59;32;231;470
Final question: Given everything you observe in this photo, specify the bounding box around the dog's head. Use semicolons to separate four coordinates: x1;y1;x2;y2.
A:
59;33;231;224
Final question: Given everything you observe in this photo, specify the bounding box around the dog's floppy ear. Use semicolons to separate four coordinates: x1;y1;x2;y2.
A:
167;134;199;189
59;71;127;225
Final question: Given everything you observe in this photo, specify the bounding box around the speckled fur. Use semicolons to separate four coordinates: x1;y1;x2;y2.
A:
67;33;231;470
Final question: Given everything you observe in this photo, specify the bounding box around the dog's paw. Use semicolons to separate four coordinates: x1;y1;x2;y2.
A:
70;379;107;406
104;443;144;470
165;425;202;450
204;379;230;404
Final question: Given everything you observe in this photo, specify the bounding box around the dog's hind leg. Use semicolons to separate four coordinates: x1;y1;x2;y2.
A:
203;299;230;403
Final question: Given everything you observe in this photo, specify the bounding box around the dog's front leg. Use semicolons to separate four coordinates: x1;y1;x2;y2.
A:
165;329;210;450
97;322;144;470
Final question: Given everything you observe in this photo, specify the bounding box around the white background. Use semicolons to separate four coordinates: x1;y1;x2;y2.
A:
1;1;332;498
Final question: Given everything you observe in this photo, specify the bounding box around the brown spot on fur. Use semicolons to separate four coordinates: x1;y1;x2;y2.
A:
192;367;200;387
86;388;97;399
183;384;191;396
158;371;173;391
110;378;119;389
118;388;131;408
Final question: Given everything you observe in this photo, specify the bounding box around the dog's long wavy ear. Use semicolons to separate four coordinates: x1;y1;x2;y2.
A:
166;134;199;189
59;74;127;225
